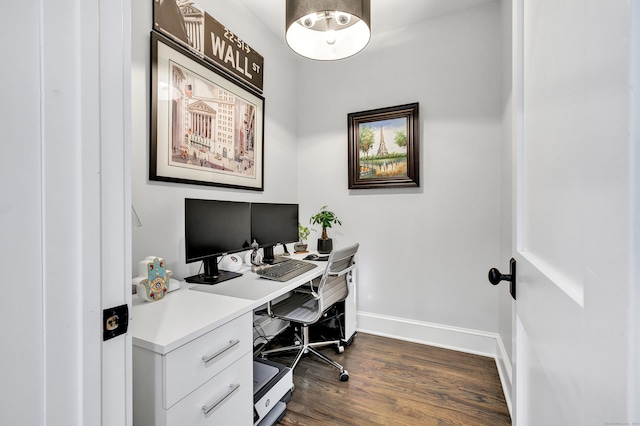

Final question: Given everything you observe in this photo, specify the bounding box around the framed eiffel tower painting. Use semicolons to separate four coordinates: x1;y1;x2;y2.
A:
347;103;420;189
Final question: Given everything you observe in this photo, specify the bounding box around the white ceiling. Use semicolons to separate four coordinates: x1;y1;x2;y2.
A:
236;0;496;40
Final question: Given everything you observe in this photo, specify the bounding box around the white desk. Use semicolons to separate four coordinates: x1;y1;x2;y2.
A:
131;253;356;426
188;257;325;304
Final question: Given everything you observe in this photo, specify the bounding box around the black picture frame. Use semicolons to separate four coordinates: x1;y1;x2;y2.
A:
150;31;265;191
347;103;420;189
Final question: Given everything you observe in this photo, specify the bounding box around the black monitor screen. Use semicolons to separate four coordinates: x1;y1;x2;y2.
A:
184;198;251;284
251;203;299;263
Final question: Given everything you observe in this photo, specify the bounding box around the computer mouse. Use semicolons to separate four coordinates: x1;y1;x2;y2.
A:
304;254;319;261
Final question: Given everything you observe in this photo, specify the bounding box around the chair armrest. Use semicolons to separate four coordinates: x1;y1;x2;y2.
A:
328;264;356;278
293;279;319;299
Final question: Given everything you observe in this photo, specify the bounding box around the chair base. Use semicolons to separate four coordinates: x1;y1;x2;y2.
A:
261;325;349;381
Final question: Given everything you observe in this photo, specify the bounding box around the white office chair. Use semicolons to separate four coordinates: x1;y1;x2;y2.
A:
260;243;359;381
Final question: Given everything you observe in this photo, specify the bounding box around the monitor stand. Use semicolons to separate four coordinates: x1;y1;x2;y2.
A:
262;245;290;265
185;256;242;285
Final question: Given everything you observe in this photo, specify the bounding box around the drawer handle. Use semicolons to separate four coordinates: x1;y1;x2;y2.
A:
202;383;240;416
202;339;240;365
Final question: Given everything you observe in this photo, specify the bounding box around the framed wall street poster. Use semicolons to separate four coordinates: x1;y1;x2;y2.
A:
347;103;420;189
150;31;264;191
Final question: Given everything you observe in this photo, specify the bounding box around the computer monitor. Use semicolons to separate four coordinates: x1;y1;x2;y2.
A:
251;202;299;264
184;198;251;285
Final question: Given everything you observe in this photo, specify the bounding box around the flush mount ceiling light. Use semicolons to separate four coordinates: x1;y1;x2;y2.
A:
286;0;371;61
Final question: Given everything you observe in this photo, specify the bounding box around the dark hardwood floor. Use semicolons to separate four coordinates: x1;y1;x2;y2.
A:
266;333;511;426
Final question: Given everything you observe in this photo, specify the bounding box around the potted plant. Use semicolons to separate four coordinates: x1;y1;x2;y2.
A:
294;223;314;253
310;205;342;254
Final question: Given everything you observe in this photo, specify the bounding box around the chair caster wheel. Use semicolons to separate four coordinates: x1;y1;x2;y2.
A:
335;345;344;354
339;371;349;382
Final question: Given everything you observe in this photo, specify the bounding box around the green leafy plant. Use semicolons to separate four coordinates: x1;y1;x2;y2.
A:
298;223;313;242
310;206;342;240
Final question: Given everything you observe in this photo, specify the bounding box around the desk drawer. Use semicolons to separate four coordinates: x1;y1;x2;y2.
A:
164;312;252;408
165;351;253;426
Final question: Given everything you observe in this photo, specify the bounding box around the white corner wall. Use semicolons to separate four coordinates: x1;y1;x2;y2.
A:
497;0;514;412
131;0;300;278
295;2;504;355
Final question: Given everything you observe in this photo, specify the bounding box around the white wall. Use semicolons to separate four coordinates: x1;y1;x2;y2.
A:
131;0;300;279
295;2;504;343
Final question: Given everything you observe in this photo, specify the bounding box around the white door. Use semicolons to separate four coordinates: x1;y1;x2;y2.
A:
511;1;638;425
3;0;132;424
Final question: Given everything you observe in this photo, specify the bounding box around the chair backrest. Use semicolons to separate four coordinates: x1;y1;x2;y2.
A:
316;243;359;315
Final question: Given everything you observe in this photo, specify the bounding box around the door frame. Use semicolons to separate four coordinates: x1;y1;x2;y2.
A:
38;0;132;424
77;0;133;424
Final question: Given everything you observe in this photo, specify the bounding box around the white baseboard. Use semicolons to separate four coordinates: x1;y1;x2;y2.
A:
356;311;513;417
495;334;513;417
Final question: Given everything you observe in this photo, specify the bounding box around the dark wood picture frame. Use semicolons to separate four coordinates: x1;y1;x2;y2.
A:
348;103;420;189
150;31;265;191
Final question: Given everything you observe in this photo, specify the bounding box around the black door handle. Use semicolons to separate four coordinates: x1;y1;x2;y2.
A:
488;258;516;300
488;268;512;285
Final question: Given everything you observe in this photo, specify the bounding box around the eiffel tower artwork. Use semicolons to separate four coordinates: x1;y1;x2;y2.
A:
376;127;389;156
348;102;419;189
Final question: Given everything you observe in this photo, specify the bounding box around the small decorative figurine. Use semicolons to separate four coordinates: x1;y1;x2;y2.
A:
244;239;266;272
250;239;263;266
135;257;168;302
